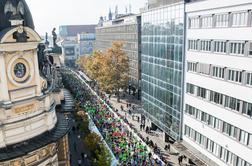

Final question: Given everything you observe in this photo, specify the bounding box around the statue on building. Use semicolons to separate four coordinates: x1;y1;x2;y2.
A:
13;26;29;42
51;27;62;54
4;0;25;19
52;27;57;47
45;32;49;46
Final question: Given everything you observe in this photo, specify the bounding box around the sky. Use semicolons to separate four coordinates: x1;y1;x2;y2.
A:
26;0;147;35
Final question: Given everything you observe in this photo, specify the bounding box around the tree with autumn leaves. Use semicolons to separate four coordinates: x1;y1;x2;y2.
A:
77;41;129;99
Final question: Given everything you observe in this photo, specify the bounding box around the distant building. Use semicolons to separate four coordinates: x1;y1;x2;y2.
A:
95;14;142;97
62;40;80;67
77;33;96;55
59;25;96;67
59;25;96;39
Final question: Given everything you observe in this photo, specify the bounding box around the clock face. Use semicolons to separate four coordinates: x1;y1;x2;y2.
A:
14;63;26;78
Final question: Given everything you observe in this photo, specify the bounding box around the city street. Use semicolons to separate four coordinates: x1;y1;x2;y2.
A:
108;94;184;166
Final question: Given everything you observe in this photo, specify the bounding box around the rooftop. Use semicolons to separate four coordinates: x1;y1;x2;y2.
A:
59;25;96;37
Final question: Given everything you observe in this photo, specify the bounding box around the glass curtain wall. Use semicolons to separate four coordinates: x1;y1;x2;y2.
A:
141;2;184;140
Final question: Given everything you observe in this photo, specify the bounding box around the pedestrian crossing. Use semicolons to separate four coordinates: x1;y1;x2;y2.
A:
62;89;75;112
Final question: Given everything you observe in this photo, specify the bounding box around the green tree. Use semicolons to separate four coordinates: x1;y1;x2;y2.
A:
95;144;112;166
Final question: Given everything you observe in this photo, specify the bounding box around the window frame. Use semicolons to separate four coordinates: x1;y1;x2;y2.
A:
215;13;230;28
201;15;213;28
214;40;227;53
189;16;200;29
232;11;249;27
229;41;245;55
227;69;243;83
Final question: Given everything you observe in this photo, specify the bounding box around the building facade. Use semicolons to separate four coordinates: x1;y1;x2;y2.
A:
62;40;80;67
141;0;185;141
59;25;96;67
77;33;96;55
183;0;252;165
95;15;142;97
0;1;69;165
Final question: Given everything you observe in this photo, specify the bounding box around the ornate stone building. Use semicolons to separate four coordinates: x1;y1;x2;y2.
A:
0;0;70;166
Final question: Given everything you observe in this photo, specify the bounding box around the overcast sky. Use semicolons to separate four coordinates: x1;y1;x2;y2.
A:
26;0;147;35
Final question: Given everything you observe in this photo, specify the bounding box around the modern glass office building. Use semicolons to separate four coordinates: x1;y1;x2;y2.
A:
141;1;184;140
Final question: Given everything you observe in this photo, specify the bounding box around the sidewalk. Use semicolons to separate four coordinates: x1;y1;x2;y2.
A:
68;114;91;166
108;93;186;166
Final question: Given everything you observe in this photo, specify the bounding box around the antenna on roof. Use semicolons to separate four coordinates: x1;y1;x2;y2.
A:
115;5;118;18
129;4;132;14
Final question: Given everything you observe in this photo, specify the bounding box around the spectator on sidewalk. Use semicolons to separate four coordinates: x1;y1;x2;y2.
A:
137;116;140;122
143;123;146;131
178;155;183;165
78;159;82;166
164;144;170;152
146;126;149;133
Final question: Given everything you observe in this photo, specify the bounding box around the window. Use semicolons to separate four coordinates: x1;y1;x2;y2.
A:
210;91;223;105
184;126;190;136
223;122;231;135
214;41;227;53
230;125;238;139
228;69;242;83
242;102;252;117
214;118;222;131
220;147;228;161
189;17;200;28
198;63;210;75
186;83;195;94
197;87;207;98
239;130;249;145
200;40;211;51
208;115;214;127
188;40;198;50
187;62;197;72
232;11;248;27
215;13;229;27
201;16;213;28
196;132;201;144
213;143;220;156
249;134;252;148
225;96;241;112
212;66;225;79
207;139;214;152
201;112;209;124
246;73;252;86
248;42;252;56
185;104;252;148
230;42;245;55
196;109;201;120
186;104;196;117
